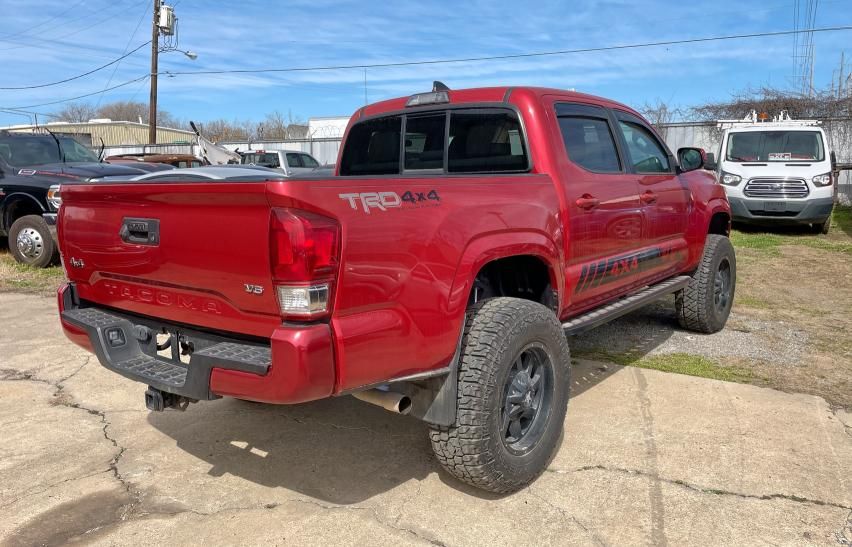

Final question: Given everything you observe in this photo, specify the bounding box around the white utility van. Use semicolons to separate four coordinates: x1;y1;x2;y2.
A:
705;111;835;233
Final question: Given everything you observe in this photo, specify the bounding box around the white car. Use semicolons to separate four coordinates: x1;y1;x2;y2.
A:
130;166;287;182
706;111;835;233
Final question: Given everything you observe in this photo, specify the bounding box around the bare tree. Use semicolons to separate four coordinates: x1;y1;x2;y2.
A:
53;102;98;122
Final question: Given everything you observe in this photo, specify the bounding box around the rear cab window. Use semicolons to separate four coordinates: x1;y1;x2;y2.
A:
339;107;529;176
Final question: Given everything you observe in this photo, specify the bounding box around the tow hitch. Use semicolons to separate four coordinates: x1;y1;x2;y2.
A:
145;386;195;412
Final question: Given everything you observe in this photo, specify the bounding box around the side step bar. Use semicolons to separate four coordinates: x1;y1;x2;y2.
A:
563;275;691;336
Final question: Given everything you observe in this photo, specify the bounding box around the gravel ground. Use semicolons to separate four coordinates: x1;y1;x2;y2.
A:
572;298;808;366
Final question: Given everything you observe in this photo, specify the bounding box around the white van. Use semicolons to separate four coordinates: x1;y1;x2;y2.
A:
706;111;835;233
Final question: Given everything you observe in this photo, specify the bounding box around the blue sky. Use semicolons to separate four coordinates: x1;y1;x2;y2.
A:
0;0;850;127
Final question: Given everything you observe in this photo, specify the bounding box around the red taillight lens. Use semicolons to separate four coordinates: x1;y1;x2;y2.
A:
269;208;340;282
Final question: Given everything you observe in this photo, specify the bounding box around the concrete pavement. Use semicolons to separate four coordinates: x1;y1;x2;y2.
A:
1;292;850;546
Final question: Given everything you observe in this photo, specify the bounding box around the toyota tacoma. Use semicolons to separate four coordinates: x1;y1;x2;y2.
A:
56;84;735;493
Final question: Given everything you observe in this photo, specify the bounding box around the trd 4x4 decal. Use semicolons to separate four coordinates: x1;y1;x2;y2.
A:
339;190;440;214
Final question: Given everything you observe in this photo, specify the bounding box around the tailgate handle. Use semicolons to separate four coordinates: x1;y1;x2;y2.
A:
120;218;160;245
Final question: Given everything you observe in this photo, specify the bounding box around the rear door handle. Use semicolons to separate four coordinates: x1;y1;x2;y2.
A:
640;191;657;204
575;195;600;210
119;217;160;245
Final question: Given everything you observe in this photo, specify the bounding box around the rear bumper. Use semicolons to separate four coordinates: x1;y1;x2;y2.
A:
57;283;335;404
728;196;834;225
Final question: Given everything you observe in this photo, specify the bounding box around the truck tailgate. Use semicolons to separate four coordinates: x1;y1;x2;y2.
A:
59;182;281;337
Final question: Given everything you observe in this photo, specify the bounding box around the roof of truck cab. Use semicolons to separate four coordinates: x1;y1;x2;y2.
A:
357;86;644;120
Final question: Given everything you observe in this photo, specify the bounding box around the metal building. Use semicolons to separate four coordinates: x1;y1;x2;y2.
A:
0;120;196;146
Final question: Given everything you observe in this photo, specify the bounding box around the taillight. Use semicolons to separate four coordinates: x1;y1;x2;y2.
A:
269;208;340;319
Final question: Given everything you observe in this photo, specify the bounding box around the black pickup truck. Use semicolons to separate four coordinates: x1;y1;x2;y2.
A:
0;131;154;267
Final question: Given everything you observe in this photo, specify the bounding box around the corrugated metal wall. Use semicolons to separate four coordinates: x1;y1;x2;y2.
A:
5;122;195;146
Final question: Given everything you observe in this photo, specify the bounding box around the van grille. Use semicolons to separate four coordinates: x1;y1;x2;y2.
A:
743;179;809;199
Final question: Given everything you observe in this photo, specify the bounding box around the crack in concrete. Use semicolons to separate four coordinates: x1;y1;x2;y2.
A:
546;465;852;511
836;509;852;546
528;487;609;546
0;360;141;522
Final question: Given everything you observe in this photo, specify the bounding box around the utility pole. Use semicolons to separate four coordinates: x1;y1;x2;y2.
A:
148;0;161;145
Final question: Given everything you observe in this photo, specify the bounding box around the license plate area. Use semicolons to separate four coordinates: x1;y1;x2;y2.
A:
763;201;787;212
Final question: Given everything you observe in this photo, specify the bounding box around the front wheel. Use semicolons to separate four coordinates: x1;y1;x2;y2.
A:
9;215;58;268
676;234;736;334
429;298;571;494
811;219;830;235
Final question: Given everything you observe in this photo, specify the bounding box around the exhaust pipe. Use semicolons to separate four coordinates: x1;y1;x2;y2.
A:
352;389;412;415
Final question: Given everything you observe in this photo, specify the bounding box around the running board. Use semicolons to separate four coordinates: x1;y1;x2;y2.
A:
562;276;691;336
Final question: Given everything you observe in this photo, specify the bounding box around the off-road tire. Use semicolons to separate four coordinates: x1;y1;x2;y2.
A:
429;297;571;493
9;215;58;268
676;234;736;334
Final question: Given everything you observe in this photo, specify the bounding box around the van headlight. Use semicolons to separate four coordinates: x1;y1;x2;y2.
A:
720;172;742;186
812;173;832;187
47;185;62;210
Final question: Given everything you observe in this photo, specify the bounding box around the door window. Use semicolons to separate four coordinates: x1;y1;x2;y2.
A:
617;121;670;173
299;154;319;168
286;153;302;168
557;116;621;172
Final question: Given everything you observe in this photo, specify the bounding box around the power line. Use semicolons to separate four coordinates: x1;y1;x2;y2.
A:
159;25;852;77
2;75;150;110
0;41;150;90
96;0;153;107
0;0;88;42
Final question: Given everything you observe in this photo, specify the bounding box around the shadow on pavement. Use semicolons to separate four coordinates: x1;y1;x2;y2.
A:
146;300;686;504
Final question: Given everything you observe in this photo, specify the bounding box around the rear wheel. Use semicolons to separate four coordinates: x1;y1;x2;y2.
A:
429;298;571;493
676;234;736;334
9;215;58;268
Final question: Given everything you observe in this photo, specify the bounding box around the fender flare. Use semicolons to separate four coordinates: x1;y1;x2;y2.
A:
446;229;563;319
1;192;46;232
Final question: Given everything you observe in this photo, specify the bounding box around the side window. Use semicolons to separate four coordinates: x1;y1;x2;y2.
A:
617;120;670;173
448;110;527;173
286;153;301;168
299;154;319;168
404;113;445;170
339;116;402;176
557;116;621;173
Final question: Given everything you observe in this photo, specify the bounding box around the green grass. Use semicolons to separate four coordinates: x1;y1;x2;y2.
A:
576;350;755;383
0;252;66;294
735;294;772;309
730;205;852;256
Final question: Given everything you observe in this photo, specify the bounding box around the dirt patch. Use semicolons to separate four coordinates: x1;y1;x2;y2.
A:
732;242;852;408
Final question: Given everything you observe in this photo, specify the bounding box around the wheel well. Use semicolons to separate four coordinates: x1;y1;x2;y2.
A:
471;255;555;310
3;196;43;233
708;212;731;237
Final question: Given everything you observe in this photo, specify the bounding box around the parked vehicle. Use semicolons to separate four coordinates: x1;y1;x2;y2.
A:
0;131;150;267
56;84;734;493
106;153;203;169
239;150;321;176
705;111;835;233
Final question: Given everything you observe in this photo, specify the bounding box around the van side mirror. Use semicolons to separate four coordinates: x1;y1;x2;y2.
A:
704;152;717;171
677;147;705;173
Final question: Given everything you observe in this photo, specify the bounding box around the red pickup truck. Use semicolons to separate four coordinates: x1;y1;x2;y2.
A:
56;84;735;493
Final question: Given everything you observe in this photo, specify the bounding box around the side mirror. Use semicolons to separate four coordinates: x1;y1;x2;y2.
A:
678;147;705;173
703;152;717;171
